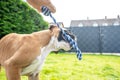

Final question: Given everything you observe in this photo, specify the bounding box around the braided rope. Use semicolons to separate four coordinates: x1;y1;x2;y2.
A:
42;6;82;60
49;14;82;60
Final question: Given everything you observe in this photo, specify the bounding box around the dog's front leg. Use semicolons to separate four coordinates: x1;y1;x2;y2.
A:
4;60;21;80
28;73;39;80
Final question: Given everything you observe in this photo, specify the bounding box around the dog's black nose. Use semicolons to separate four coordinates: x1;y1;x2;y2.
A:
70;34;76;40
64;30;76;40
63;30;77;48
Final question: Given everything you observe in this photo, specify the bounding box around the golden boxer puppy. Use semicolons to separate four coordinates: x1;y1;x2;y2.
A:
26;0;56;13
0;25;75;80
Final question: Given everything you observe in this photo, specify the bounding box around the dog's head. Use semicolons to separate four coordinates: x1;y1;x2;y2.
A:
49;25;76;51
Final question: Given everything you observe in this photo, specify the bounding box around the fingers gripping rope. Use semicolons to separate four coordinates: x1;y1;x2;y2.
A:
42;6;82;60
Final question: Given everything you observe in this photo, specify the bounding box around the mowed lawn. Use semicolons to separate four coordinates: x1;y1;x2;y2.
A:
0;53;120;80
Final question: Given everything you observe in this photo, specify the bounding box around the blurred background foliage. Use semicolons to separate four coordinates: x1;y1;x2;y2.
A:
0;0;49;38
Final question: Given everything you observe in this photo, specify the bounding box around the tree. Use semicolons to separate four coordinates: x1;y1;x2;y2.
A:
0;0;48;38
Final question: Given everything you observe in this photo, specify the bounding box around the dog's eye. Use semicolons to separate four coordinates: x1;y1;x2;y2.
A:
58;31;64;41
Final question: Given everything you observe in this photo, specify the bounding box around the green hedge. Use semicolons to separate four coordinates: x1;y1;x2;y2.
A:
0;0;48;38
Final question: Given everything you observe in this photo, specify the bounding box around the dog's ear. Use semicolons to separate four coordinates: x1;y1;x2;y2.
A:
49;25;57;31
49;24;60;37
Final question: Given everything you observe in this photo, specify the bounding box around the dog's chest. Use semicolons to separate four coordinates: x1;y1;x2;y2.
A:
21;56;42;75
21;47;51;76
20;36;58;76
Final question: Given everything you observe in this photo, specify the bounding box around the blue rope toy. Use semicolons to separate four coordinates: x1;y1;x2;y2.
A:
42;6;82;60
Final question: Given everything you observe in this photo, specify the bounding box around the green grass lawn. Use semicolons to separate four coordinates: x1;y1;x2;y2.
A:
0;53;120;80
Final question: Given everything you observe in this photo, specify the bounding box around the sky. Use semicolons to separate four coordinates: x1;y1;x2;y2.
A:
43;0;120;27
24;0;120;27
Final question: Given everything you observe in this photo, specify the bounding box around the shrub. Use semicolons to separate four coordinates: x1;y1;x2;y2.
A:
0;0;48;38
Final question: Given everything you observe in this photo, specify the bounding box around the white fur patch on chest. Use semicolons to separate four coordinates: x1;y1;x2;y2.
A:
21;55;42;75
21;36;58;76
21;46;51;76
